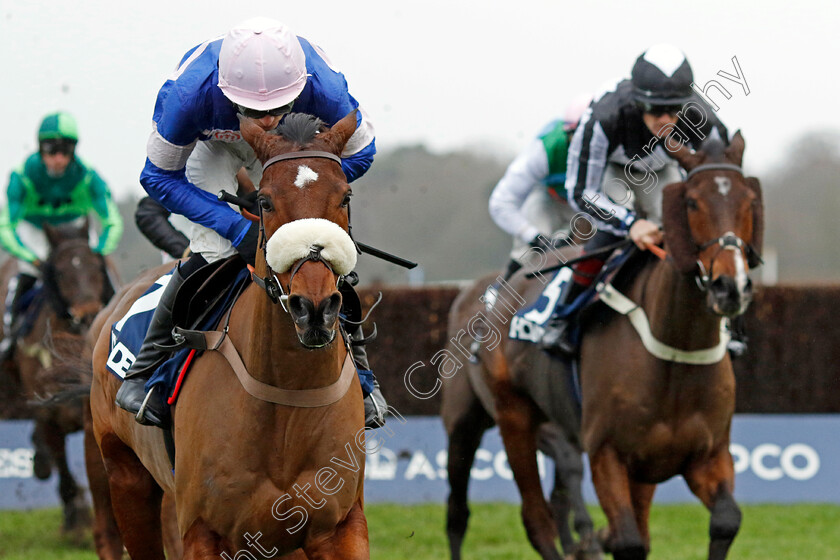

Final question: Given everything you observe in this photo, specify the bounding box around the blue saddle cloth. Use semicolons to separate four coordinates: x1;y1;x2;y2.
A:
509;245;636;344
16;285;45;338
105;266;251;403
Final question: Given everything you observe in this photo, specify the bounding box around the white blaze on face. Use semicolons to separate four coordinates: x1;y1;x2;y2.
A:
294;165;319;189
715;176;732;196
727;246;750;295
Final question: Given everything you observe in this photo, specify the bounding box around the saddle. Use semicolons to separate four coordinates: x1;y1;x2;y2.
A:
171;255;247;332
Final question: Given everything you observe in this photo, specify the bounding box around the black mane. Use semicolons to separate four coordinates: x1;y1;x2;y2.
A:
275;113;324;145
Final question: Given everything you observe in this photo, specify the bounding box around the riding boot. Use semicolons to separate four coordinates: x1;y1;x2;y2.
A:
0;272;38;363
539;278;587;357
115;266;187;427
348;324;387;429
501;259;523;282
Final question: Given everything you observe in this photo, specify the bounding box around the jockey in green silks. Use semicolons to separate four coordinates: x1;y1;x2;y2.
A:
0;111;122;360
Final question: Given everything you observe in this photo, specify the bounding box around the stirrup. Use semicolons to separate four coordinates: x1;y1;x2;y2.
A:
364;383;387;429
136;389;156;423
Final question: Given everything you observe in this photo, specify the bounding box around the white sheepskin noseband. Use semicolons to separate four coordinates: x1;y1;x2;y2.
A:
266;218;357;276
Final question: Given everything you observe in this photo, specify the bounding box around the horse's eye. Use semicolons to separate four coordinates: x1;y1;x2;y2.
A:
341;191;353;208
259;197;273;212
686;197;699;211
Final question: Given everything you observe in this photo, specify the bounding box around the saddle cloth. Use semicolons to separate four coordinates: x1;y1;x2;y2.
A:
508;245;637;344
105;265;251;403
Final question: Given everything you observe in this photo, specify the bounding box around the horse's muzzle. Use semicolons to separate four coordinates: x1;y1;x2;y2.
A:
707;275;753;317
288;292;342;348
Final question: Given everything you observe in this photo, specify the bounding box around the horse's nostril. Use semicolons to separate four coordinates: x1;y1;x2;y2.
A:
288;295;313;326
319;292;342;326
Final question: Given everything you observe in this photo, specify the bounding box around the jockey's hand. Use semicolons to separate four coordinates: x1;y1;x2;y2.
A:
528;234;555;253
32;259;42;269
234;221;260;267
628;219;663;251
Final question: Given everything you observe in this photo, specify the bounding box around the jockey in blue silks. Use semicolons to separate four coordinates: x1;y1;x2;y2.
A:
116;16;385;429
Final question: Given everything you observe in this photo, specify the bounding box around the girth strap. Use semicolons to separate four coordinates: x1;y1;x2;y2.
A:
172;327;357;407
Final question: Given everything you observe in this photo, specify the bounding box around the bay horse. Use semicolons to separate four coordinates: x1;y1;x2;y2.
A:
581;131;761;559
88;112;369;559
442;266;601;560
0;220;113;540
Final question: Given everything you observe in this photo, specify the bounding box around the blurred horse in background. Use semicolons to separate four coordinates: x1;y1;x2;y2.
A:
442;264;601;560
0;220;114;540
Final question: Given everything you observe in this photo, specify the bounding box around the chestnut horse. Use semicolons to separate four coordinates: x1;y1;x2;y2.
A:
581;132;761;560
442;266;601;560
0;221;112;540
88;112;368;559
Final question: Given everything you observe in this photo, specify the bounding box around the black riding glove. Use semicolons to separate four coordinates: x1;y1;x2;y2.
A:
529;234;555;253
234;221;260;266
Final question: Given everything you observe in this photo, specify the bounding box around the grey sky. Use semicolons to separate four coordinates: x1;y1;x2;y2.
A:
1;0;835;199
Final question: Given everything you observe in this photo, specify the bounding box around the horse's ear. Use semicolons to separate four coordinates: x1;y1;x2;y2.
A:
725;130;745;166
661;182;698;274
240;117;281;162
319;110;358;157
745;176;764;268
668;141;704;173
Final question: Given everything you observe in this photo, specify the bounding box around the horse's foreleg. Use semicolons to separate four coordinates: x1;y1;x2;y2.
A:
537;425;574;555
302;500;369;560
42;417;90;537
496;385;561;560
443;382;493;560
161;492;185;559
99;432;166;560
589;446;646;560
30;416;53;480
629;481;656;553
84;407;123;560
538;425;600;559
684;446;741;560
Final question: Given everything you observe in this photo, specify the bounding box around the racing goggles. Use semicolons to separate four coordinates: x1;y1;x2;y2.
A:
235;101;295;120
637;101;684;117
40;139;76;156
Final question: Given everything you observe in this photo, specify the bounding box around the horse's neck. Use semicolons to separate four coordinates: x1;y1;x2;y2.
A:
242;286;346;391
638;260;724;350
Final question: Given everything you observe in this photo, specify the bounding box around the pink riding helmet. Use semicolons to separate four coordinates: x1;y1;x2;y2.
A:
218;17;308;111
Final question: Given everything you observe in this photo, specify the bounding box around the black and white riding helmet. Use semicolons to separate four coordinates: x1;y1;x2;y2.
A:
631;44;694;105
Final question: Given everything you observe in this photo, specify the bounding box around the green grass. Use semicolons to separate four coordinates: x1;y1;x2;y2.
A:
2;503;840;559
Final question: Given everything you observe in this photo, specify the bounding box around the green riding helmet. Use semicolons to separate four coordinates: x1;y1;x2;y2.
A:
38;112;79;142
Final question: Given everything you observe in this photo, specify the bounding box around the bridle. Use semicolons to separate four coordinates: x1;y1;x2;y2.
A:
683;163;762;291
250;150;353;312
